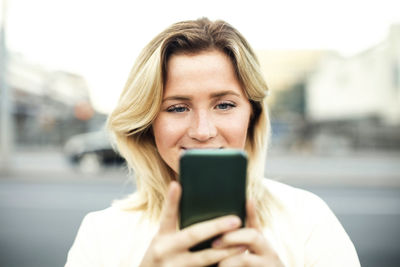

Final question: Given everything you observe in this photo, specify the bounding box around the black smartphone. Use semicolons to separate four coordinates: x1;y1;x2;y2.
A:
179;148;247;252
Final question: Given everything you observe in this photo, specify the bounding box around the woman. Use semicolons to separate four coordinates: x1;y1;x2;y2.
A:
66;18;360;266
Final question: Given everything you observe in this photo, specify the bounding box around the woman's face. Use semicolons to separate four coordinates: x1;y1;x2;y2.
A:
152;50;252;173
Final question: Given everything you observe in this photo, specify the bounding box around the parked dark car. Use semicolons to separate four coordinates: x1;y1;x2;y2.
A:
64;130;125;173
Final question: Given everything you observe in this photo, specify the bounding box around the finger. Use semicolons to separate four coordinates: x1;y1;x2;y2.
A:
218;252;263;267
174;215;242;250
149;219;244;265
246;198;261;230
159;181;181;234
212;228;269;255
183;246;247;267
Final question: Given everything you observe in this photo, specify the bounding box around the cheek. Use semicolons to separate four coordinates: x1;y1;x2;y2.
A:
154;114;189;137
220;113;251;148
229;124;249;147
152;116;186;163
153;118;176;150
152;118;175;171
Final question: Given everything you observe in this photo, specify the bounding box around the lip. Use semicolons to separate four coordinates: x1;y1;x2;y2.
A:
181;147;223;150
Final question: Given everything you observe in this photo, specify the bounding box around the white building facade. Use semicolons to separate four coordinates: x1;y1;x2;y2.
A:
306;25;400;125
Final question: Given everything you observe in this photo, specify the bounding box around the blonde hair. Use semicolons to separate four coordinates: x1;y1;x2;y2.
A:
108;18;277;225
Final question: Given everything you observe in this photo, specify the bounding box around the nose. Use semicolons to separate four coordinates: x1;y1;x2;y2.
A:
187;110;217;142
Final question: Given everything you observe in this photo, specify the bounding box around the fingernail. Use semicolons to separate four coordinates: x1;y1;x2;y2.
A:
212;238;222;248
227;216;241;228
237;246;247;253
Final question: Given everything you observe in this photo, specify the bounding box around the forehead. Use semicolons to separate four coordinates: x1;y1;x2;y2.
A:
167;49;233;71
164;50;243;94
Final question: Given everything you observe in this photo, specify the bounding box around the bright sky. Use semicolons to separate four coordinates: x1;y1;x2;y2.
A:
3;0;400;113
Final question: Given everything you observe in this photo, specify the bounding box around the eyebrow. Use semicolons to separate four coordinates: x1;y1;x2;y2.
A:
163;95;191;102
162;90;241;102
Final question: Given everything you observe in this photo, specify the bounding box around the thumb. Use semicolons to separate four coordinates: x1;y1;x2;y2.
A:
158;181;181;234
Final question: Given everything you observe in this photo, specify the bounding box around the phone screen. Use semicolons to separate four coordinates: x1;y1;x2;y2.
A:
179;149;247;252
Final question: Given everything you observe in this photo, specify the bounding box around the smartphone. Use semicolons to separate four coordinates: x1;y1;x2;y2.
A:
179;148;247;252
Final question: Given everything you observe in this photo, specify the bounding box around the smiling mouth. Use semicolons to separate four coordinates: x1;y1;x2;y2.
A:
181;147;223;150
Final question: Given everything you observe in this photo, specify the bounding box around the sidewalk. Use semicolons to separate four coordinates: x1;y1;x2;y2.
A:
1;149;399;187
0;148;128;181
265;153;400;187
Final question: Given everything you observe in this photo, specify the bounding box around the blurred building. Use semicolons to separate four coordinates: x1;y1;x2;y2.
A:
307;25;400;124
257;50;328;94
256;50;330;152
305;24;400;151
8;54;105;147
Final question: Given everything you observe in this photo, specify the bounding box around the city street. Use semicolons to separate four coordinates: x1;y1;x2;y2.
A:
2;1;400;266
0;150;399;267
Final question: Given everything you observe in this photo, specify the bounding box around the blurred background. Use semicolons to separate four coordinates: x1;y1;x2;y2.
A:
1;0;400;266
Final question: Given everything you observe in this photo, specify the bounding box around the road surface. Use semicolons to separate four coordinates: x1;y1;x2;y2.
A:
1;150;399;267
0;175;399;267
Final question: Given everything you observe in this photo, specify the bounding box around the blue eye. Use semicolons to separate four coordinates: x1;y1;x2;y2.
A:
216;102;236;110
167;105;188;113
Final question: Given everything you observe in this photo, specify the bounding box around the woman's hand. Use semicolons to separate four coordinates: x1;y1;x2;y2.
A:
139;181;246;267
212;200;285;267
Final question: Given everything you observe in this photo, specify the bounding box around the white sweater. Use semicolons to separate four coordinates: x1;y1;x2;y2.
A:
65;179;360;267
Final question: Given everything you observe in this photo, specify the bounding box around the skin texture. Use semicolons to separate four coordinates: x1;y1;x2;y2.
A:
140;50;284;266
152;50;252;173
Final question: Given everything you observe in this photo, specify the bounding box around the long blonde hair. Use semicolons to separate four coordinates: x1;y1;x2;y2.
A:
108;18;276;225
